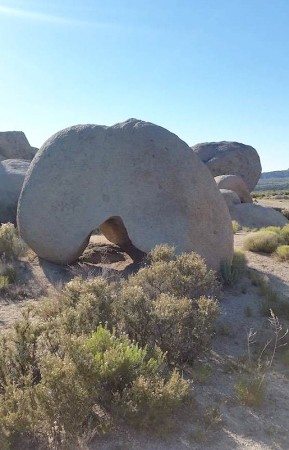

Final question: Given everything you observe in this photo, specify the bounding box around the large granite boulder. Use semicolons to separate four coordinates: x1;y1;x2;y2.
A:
192;141;262;192
18;119;234;270
215;175;252;203
229;204;288;228
0;159;30;224
220;189;241;208
0;131;37;160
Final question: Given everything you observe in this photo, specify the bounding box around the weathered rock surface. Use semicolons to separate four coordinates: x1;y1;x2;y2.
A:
220;189;241;208
229;204;288;228
215;175;252;203
192;141;262;192
0;132;37;160
0;159;30;223
18;119;234;270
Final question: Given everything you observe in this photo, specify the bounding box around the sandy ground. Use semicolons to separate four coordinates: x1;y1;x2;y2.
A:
1;219;289;449
255;197;289;211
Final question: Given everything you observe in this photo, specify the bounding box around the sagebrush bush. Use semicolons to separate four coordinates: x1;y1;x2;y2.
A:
243;230;279;253
276;245;289;261
232;220;240;234
220;250;247;286
133;248;220;301
0;223;27;259
115;370;190;428
0;245;222;448
281;224;289;244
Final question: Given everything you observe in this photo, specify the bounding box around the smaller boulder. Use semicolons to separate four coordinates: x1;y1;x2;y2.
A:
215;175;252;203
191;141;262;192
220;189;241;208
229;204;288;229
0;131;36;160
0;159;30;224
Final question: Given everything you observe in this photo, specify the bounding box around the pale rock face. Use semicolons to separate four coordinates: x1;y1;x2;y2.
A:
220;189;241;208
192;141;262;192
215;175;252;203
229;204;288;228
0;159;30;223
0;131;37;160
18;119;234;270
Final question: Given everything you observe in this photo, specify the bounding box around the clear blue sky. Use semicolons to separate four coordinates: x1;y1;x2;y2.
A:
1;0;288;171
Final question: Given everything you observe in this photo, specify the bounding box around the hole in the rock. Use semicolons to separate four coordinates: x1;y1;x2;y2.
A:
81;216;145;266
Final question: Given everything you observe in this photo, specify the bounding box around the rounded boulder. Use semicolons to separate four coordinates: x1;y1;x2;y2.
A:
0;131;37;160
192;141;262;192
220;189;241;208
215;175;252;203
0;159;30;224
18;119;233;270
229;204;288;228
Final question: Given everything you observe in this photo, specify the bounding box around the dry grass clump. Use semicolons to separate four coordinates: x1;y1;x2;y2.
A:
243;225;289;256
0;245;220;449
232;220;240;234
235;311;288;407
0;223;27;259
243;230;279;253
276;245;289;261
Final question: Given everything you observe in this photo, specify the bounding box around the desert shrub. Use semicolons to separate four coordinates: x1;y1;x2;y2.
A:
0;259;17;288
280;224;289;244
235;375;265;406
0;245;221;447
232;220;240;234
60;276;115;335
243;230;279;253
132;247;220;301
0;223;27;259
220;250;247;286
116;370;189;428
276;245;289;261
116;288;219;364
84;326;164;395
0;320;189;448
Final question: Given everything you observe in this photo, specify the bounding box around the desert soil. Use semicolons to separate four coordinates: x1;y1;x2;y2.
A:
1;214;289;449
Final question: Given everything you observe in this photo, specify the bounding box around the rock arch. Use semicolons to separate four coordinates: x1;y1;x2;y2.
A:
18;119;233;270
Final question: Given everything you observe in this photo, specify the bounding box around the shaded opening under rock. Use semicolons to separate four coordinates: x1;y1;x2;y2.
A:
81;216;145;266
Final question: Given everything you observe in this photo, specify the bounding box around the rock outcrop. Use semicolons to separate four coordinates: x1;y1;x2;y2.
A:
0;132;37;160
229;204;288;228
0;159;30;224
215;175;252;203
18;119;233;270
220;189;241;208
192;141;262;192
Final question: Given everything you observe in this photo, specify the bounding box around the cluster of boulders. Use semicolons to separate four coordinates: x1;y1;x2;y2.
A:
0;132;37;224
1;120;288;270
191;141;288;228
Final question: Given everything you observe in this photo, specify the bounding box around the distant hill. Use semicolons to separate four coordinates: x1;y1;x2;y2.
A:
260;169;289;179
255;169;289;191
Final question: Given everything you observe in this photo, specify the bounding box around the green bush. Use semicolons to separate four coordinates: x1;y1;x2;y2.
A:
0;223;27;259
220;250;247;286
232;220;240;234
281;224;289;244
116;370;189;428
133;247;220;301
243;230;279;253
276;245;289;261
